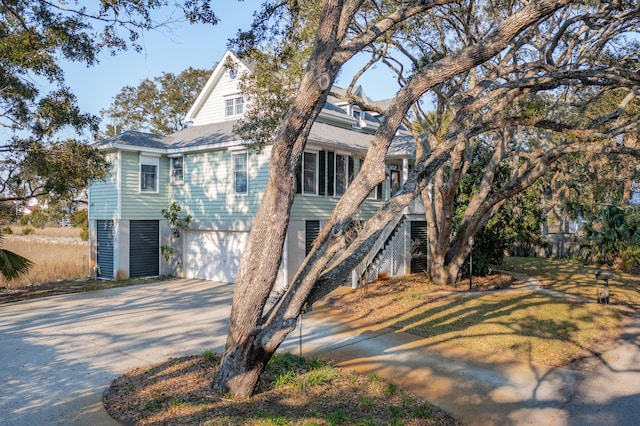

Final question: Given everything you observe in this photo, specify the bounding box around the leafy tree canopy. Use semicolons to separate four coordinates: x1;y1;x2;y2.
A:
101;67;211;137
0;0;219;203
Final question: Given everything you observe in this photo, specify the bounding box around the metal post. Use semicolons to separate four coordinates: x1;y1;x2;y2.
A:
468;236;474;290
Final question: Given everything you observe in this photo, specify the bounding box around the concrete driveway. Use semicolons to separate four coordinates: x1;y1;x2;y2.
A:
1;277;638;425
0;279;233;425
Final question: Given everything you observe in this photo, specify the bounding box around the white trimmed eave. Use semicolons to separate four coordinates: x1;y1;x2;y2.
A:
100;144;167;155
317;110;358;127
184;50;249;124
165;139;247;155
97;139;248;156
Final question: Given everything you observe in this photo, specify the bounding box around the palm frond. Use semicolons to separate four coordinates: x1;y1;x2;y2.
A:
0;232;33;281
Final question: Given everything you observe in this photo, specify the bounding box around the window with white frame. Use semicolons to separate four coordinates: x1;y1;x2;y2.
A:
303;152;317;194
335;154;348;196
140;154;159;193
170;156;184;184
233;151;248;194
352;108;362;127
296;152;318;194
225;96;244;117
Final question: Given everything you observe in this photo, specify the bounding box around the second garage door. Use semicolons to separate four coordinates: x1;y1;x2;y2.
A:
185;230;248;283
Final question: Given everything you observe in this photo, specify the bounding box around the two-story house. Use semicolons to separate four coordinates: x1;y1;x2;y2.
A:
88;50;427;290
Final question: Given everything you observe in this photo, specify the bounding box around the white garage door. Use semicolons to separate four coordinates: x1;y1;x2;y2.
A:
185;230;248;283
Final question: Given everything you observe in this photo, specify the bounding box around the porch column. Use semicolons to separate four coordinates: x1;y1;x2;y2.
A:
402;158;409;183
403;158;410;213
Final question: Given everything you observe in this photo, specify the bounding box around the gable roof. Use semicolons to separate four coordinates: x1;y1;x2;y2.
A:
183;50;251;125
309;121;414;157
95;51;413;158
165;121;242;151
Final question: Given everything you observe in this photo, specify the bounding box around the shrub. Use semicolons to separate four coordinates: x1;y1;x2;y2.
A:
22;226;35;235
70;210;89;241
2;225;12;235
29;210;47;228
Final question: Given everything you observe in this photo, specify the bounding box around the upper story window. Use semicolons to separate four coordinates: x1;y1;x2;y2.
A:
233;151;248;194
353;109;362;127
225;96;244;117
296;152;318;195
140;154;159;193
170;156;184;184
335;154;348;196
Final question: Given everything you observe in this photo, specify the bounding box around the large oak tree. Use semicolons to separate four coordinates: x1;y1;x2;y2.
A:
209;0;633;398
100;67;211;137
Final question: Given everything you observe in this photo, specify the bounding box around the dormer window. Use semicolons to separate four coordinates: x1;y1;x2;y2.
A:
352;108;362;127
225;97;244;117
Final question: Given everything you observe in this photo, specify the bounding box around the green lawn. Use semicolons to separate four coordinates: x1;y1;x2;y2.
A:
502;256;640;309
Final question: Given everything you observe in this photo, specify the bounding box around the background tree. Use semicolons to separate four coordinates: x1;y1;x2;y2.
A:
0;0;219;204
579;205;640;271
101;67;211;137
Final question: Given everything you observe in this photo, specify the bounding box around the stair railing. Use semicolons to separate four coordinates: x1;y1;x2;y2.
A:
356;212;405;286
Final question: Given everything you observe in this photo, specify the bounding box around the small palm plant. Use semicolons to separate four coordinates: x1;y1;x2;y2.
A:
579;205;640;266
0;232;32;281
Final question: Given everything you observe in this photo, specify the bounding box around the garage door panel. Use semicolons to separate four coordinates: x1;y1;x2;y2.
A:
130;220;159;278
96;220;114;279
186;231;248;283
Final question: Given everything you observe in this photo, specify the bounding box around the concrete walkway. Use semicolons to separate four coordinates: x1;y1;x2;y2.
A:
281;274;640;425
0;276;638;425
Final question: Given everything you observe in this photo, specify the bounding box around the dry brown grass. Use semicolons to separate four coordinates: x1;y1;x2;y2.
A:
104;352;459;426
0;235;89;289
502;256;640;309
323;274;626;368
5;225;82;239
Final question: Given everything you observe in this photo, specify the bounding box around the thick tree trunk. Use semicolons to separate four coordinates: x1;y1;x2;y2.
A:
212;0;346;398
210;335;272;397
213;0;574;398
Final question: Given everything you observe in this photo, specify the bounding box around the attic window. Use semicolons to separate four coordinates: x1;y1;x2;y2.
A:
225;97;244;117
352;108;362;127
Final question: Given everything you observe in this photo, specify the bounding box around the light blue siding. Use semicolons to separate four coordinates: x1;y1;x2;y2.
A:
120;151;169;219
89;154;118;220
290;195;383;221
170;149;270;221
290;156;386;221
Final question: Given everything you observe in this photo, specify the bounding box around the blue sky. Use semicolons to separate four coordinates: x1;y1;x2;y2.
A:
61;0;262;121
60;1;398;130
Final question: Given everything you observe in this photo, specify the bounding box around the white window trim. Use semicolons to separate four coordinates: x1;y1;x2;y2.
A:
169;155;184;185
224;94;244;118
139;154;160;193
232;150;249;195
302;151;319;195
